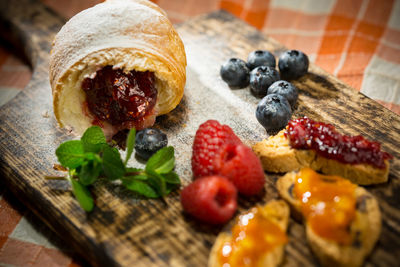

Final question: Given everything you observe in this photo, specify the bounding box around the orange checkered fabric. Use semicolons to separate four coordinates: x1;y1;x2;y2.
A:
163;0;400;113
1;0;399;266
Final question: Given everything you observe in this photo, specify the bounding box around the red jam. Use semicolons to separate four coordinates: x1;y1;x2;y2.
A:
285;117;392;169
81;66;157;129
294;167;357;245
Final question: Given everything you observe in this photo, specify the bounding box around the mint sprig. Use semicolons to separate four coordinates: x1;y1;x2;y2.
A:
49;126;180;212
124;128;136;166
55;140;85;169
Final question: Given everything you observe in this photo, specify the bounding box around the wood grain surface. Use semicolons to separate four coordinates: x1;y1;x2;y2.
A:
0;0;399;266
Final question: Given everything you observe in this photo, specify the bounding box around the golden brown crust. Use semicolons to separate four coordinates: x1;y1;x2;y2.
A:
253;130;390;185
49;0;186;135
277;172;381;267
208;200;290;267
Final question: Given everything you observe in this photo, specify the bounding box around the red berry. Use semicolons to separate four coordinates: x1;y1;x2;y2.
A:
180;176;237;224
213;143;265;196
192;120;241;178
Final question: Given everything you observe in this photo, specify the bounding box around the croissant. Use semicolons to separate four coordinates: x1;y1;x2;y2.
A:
49;0;186;137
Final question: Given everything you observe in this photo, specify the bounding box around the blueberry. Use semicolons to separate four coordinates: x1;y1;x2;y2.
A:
135;128;168;160
249;66;280;96
267;80;298;108
220;58;250;88
247;50;276;70
256;94;292;132
278;50;309;80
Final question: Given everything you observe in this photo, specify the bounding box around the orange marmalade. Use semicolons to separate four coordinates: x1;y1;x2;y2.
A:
218;206;288;267
294;167;357;245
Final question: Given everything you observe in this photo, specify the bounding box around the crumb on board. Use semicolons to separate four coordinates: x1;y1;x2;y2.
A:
41;110;50;118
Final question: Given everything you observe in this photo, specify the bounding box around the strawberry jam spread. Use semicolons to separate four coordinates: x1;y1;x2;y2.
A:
218;206;287;267
81;66;157;130
294;167;357;245
285;117;392;169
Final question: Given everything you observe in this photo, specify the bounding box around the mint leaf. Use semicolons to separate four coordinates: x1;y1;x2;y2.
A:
84;152;96;161
147;170;166;196
146;146;175;174
124;128;136;166
123;179;159;198
163;171;181;185
166;182;180;195
79;160;102;185
102;145;125;180
50;126;181;211
81;126;106;153
125;174;149;181
71;179;94;212
56;140;85;169
126;167;143;174
125;167;148;179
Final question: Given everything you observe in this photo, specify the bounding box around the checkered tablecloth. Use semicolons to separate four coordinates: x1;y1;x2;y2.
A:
1;0;399;266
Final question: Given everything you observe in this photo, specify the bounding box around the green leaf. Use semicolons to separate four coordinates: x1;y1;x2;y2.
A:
81;126;106;153
123;179;159;198
147;170;166;197
145;146;175;174
124;174;149;181
166;182;180;195
102;145;125;180
84;152;96;161
56;140;85;169
163;171;181;185
126;167;143;174
124;128;136;166
79;160;102;186
70;179;94;212
125;168;147;180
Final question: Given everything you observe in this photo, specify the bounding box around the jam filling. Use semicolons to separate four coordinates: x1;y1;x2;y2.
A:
81;65;157;129
294;167;357;245
218;206;288;267
285;117;392;169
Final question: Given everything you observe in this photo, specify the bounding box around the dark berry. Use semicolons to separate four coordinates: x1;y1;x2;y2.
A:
220;58;250;88
135;128;168;160
180;176;238;224
278;50;309;80
256;94;292;132
249;66;280;96
267;80;298;108
247;50;276;70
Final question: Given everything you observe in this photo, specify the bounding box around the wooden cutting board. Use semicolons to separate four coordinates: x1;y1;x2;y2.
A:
1;0;399;266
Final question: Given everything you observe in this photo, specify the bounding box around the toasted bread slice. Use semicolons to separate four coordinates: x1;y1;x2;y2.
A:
277;171;381;267
253;130;390;185
208;200;290;267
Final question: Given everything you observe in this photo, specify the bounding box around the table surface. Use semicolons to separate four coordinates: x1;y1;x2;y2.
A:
0;0;400;266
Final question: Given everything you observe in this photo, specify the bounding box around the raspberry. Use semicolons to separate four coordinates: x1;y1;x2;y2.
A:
180;176;237;224
192;120;241;178
213;143;265;196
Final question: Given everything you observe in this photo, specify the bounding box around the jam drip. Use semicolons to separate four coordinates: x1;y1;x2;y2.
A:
82;66;157;128
285;117;392;169
218;207;287;267
294;167;357;245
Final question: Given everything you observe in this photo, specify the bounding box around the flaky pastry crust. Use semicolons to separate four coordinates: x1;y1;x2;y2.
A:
49;0;186;135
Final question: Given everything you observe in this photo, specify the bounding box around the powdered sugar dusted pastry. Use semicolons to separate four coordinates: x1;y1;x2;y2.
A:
49;0;186;137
